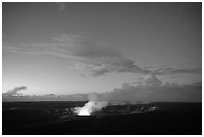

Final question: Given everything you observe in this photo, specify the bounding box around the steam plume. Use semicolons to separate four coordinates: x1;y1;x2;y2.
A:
74;93;108;116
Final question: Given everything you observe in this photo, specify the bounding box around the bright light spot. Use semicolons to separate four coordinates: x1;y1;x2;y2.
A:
73;101;108;116
78;108;91;116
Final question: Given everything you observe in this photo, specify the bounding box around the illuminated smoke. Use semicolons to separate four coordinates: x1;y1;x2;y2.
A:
74;93;108;116
74;101;108;116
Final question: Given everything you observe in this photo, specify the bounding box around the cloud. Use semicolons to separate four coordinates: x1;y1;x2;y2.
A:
3;34;201;77
4;86;27;96
53;34;122;58
55;2;67;12
2;76;201;102
3;34;150;76
137;74;162;87
100;74;201;102
152;67;201;75
3;34;121;59
87;58;150;76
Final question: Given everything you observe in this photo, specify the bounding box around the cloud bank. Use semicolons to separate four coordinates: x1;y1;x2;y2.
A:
99;74;201;102
3;34;201;77
2;75;201;102
4;86;27;96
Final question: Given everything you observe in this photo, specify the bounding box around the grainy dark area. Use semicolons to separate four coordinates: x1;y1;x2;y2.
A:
3;102;202;135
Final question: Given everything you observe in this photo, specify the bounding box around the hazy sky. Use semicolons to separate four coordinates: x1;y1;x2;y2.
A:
3;2;202;95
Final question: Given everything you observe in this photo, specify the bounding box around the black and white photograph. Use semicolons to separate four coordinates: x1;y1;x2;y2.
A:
2;2;202;135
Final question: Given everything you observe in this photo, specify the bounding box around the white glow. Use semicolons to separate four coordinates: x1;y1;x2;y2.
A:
78;108;91;116
73;101;108;116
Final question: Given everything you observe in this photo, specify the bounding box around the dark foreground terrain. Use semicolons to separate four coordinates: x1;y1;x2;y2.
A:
2;101;202;135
